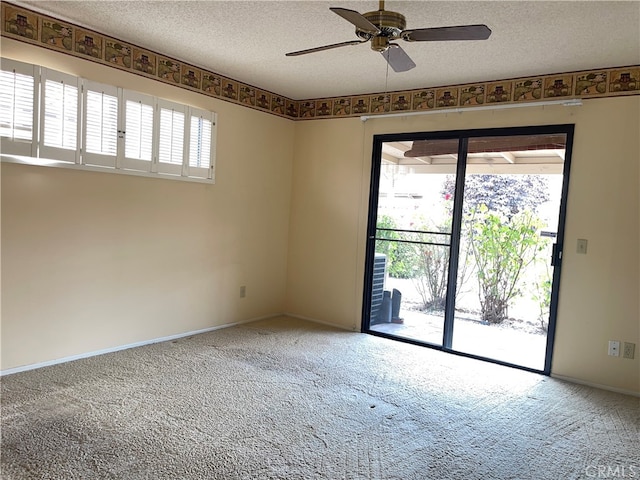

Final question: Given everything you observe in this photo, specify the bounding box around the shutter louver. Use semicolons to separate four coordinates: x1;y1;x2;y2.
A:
125;100;153;161
83;81;118;167
159;108;184;164
44;79;78;150
39;69;81;163
0;70;33;140
189;115;211;168
85;89;118;155
0;59;36;156
157;102;186;175
120;90;155;172
186;108;215;179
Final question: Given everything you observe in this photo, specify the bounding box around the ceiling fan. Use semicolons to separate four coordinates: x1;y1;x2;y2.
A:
286;1;491;73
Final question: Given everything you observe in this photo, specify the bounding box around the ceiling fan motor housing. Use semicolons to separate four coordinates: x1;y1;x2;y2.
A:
357;9;407;51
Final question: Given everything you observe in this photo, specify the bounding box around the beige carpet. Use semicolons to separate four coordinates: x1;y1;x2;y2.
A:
1;316;639;479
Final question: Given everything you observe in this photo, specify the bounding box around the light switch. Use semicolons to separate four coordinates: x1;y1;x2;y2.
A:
577;238;588;254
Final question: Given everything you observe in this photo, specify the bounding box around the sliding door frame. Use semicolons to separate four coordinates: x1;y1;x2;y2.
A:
362;124;575;375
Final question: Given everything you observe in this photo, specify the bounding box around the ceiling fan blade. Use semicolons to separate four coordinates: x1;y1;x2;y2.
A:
402;24;492;42
382;44;416;73
286;40;366;57
330;7;381;35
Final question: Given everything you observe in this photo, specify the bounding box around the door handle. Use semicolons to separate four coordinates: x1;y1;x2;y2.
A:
551;243;562;266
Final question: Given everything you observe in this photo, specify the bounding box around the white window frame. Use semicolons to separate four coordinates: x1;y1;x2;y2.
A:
82;79;119;168
120;90;155;172
0;58;38;157
39;68;81;164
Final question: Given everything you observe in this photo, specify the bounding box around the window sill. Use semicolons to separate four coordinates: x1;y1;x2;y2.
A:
1;154;215;184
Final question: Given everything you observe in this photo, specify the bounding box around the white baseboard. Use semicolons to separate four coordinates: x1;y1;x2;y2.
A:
283;312;358;332
0;314;277;377
551;374;640;398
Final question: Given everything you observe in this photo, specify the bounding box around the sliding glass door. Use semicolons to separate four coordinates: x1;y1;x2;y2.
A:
362;125;573;374
368;138;461;346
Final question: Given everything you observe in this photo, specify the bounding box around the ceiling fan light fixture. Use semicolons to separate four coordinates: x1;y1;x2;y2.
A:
371;36;389;52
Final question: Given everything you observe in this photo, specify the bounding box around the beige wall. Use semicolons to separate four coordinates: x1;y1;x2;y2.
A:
287;98;640;394
2;38;639;395
1;39;295;369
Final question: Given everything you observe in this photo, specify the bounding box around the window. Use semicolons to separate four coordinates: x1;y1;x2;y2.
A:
0;58;37;156
155;101;215;179
0;58;217;183
39;68;80;163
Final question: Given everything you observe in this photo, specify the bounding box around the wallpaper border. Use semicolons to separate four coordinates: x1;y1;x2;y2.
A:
1;3;298;119
2;2;639;121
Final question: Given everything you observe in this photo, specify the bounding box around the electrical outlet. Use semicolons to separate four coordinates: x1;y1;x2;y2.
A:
608;340;620;357
240;286;246;298
623;342;635;359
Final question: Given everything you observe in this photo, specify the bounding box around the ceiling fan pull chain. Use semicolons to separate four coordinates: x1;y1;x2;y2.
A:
385;52;390;93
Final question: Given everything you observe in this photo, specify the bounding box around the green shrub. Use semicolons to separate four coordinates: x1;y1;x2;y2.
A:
469;206;545;323
375;215;415;279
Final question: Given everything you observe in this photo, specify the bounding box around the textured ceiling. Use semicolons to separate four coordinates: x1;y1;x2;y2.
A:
12;1;640;100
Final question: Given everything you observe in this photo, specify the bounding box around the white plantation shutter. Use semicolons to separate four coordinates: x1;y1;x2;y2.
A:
83;80;118;167
187;108;215;179
39;68;80;163
0;58;37;156
1;59;217;183
157;99;186;175
125;101;153;159
121;90;154;171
